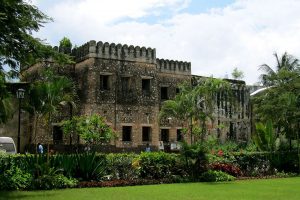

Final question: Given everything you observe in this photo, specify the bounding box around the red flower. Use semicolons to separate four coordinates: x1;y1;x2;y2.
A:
217;150;223;157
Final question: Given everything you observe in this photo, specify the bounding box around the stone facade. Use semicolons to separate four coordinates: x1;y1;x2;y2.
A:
70;41;192;149
3;40;251;152
69;40;250;149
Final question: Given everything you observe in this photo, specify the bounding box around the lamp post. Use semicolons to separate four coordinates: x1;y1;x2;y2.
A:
16;88;25;153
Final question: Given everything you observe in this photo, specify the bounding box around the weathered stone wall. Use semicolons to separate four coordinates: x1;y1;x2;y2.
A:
70;41;194;148
1;39;251;151
192;76;251;143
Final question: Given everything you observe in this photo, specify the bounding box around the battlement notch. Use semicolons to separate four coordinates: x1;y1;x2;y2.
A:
72;40;156;63
156;58;191;75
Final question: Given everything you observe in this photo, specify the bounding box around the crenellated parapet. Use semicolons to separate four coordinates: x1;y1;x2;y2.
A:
156;58;191;75
72;40;156;64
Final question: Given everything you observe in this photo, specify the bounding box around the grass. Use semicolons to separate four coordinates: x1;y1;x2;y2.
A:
1;177;300;200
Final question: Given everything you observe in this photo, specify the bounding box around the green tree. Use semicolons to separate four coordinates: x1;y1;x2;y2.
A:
231;67;244;80
160;78;231;143
254;52;300;144
253;52;300;172
0;0;72;78
193;77;232;141
59;37;72;54
253;120;276;152
0;1;73;126
259;52;299;86
26;68;75;154
159;82;195;142
62;114;116;148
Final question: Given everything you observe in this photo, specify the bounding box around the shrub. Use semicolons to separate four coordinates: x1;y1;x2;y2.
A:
200;170;235;182
32;174;77;190
106;153;139;180
210;163;242;177
51;154;77;177
270;151;298;173
234;153;273;176
0;166;32;190
75;152;107;181
180;142;209;180
138;152;177;179
275;171;297;178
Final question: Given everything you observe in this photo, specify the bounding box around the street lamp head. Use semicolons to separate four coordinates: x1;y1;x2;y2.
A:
16;88;25;99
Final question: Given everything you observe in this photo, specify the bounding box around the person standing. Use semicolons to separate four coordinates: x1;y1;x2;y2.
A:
145;143;151;152
38;143;43;154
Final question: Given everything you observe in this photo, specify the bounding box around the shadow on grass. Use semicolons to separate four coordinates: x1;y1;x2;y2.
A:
0;191;56;200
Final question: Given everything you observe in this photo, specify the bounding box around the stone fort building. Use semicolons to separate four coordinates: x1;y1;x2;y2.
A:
4;40;251;152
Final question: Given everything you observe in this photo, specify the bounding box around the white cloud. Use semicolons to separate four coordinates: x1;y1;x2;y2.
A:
34;0;300;84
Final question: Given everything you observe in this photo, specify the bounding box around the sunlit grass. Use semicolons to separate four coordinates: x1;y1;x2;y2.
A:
1;177;299;200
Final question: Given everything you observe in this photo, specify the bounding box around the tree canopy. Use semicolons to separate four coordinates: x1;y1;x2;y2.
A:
0;0;72;78
160;77;232;143
253;52;300;150
0;1;74;124
259;52;299;86
231;67;244;80
62;114;116;145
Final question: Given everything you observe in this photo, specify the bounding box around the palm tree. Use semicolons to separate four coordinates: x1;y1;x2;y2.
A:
254;120;275;152
255;52;300;153
159;78;231;144
259;52;299;86
26;68;75;155
160;82;196;143
193;77;232;141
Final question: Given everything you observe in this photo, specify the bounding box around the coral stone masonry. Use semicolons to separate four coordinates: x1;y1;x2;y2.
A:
4;40;251;152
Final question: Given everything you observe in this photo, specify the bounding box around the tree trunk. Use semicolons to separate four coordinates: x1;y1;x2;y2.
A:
34;115;40;154
47;112;52;163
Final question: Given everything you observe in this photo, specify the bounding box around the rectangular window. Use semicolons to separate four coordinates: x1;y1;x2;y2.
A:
177;129;183;142
142;79;151;95
142;127;151;142
176;88;180;94
160;129;169;142
100;75;110;90
122;126;132;141
161;87;168;100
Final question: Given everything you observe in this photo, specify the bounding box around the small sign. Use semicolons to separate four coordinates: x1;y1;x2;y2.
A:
159;141;164;150
170;143;176;150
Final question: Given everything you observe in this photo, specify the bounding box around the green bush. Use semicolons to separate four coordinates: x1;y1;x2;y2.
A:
138;152;177;179
106;153;139;180
32;174;77;190
0;152;33;190
270;151;298;173
75;152;107;181
180;142;209;180
236;153;272;176
51;154;77;178
200;170;235;182
0;166;32;190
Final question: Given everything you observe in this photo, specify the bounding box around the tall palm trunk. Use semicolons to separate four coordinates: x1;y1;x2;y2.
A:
47;112;52;163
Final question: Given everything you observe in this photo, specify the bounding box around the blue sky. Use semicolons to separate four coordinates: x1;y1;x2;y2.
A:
185;0;235;13
131;0;235;24
33;0;300;84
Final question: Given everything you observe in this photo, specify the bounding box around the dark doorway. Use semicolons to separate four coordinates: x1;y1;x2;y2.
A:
53;126;63;144
160;129;169;143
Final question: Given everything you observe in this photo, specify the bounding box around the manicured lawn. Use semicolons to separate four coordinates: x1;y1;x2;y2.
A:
1;177;300;200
